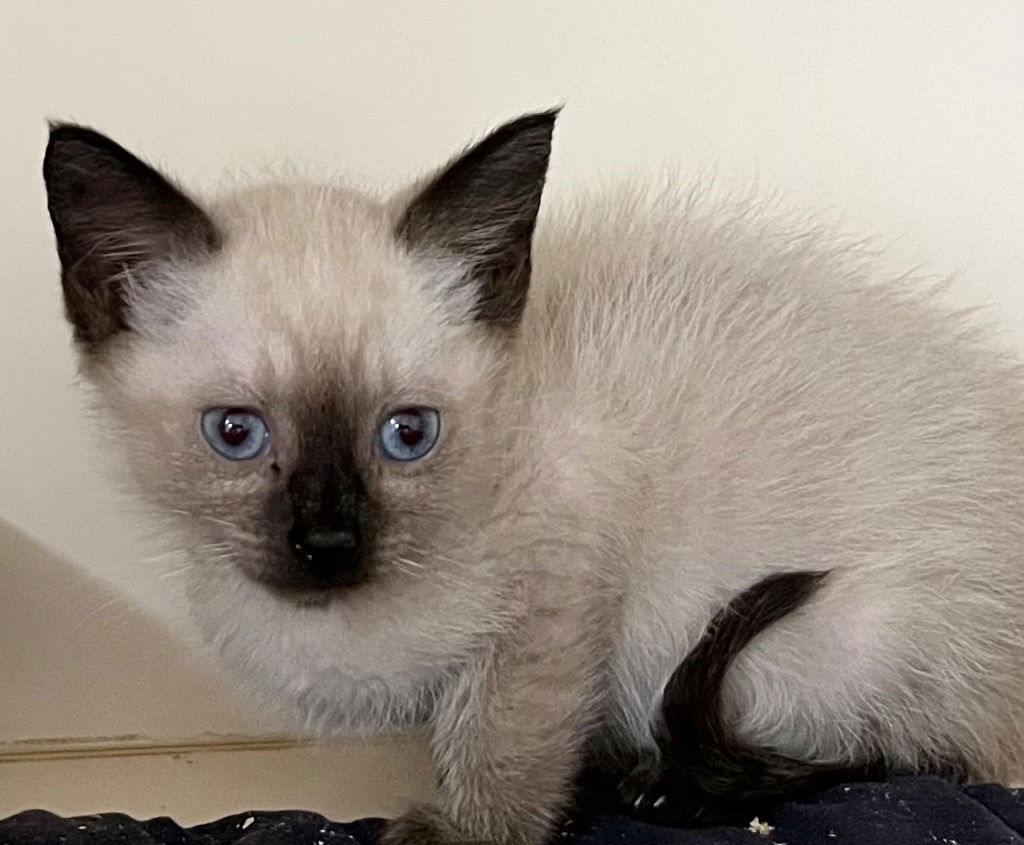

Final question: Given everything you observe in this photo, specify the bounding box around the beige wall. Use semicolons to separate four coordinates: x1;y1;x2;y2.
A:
0;518;263;741
2;1;1023;744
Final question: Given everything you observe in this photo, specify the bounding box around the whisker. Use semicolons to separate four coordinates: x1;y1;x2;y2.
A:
391;556;478;593
76;594;133;627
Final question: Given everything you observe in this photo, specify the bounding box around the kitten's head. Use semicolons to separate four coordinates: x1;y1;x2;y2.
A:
42;113;556;696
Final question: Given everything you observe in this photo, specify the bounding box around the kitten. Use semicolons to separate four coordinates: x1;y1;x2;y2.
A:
43;110;1024;845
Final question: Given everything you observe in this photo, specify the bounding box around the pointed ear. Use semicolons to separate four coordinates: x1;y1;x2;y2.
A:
43;124;221;349
396;109;558;327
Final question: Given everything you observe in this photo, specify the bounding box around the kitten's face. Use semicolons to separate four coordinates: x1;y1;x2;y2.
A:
93;184;504;603
43;113;557;706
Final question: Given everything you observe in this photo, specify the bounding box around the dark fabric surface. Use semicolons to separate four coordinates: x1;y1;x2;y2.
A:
3;777;1023;844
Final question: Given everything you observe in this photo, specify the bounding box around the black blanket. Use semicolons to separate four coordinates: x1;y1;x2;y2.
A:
3;777;1023;844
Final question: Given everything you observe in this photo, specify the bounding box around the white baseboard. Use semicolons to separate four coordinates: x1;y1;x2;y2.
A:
0;734;310;763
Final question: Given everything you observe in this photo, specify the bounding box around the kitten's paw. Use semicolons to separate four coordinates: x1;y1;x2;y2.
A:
616;766;722;827
615;763;669;816
382;805;483;845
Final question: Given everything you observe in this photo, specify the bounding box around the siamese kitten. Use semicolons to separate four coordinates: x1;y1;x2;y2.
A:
43;110;1024;845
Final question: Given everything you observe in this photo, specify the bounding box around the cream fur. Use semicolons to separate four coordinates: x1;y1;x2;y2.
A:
77;170;1024;843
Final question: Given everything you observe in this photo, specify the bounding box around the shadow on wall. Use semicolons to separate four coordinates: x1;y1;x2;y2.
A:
0;517;267;745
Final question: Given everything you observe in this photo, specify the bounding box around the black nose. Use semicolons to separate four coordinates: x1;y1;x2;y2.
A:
288;525;361;584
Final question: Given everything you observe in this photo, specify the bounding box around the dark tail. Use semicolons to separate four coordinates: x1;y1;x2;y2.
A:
656;571;885;809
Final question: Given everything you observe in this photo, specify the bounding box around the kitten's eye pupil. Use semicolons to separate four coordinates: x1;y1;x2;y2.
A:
220;416;250;446
398;425;424;448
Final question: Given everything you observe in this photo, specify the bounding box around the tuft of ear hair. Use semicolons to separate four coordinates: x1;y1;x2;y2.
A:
396;109;559;327
42;124;220;350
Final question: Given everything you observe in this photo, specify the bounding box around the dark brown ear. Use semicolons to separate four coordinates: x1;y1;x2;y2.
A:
396;109;558;327
42;124;220;350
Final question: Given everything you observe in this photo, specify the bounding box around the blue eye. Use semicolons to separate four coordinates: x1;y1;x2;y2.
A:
200;408;270;461
378;407;440;462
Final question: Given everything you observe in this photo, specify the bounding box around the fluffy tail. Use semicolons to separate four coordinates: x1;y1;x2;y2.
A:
656;571;885;811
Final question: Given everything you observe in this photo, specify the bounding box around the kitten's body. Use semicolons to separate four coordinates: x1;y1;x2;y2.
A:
44;114;1024;845
528;188;1024;778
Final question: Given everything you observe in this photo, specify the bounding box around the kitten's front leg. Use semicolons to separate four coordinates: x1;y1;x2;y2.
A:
384;587;601;845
